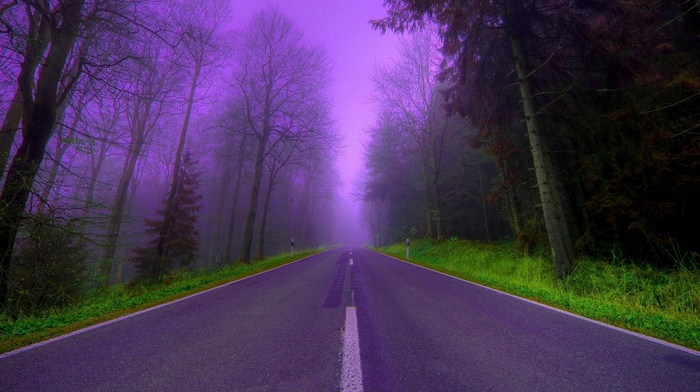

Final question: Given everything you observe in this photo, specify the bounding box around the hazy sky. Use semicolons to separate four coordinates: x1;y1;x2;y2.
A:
229;0;402;244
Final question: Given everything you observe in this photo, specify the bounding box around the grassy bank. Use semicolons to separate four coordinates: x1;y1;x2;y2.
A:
378;239;700;351
0;248;325;354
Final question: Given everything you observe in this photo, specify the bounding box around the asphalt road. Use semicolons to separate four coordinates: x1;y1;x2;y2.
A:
1;247;698;391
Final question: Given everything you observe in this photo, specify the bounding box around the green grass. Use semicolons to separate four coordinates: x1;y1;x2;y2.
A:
0;248;326;354
378;239;700;351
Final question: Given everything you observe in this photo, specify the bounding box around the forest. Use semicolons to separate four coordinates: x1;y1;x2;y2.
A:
0;1;339;313
0;0;698;319
361;0;699;277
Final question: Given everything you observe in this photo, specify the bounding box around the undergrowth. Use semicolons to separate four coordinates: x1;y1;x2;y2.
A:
380;239;700;351
0;248;325;354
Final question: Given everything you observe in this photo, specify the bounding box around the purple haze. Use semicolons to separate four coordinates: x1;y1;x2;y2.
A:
230;0;400;246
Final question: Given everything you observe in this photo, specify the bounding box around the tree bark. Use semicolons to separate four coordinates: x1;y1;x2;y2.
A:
477;164;492;243
156;59;202;259
428;137;445;242
83;135;109;214
38;95;85;213
224;136;247;262
504;0;575;277
0;0;85;307
240;132;268;264
99;136;145;284
0;7;51;182
257;176;274;260
0;94;25;183
207;166;230;265
419;157;434;237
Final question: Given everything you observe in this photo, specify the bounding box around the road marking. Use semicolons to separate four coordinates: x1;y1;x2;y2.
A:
349;258;353;266
371;249;700;357
0;249;337;359
341;306;364;392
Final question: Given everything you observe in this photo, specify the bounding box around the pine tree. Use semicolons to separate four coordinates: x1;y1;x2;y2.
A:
132;150;203;282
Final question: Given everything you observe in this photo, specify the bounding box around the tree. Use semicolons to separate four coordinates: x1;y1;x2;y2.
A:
373;0;700;272
7;214;88;315
0;0;177;305
371;28;452;241
155;0;229;264
363;199;387;248
99;33;179;284
232;7;333;263
361;111;426;244
373;0;580;276
0;0;88;307
80;93;121;216
132;150;202;281
214;96;255;263
37;78;92;214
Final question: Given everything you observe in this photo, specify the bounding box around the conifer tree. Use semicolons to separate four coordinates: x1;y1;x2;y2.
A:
132;150;202;281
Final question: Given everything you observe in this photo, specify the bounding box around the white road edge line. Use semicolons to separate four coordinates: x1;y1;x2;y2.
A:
341;306;364;392
0;249;336;360
369;249;700;357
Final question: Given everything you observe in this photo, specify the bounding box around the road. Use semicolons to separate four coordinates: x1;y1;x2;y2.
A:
1;247;698;391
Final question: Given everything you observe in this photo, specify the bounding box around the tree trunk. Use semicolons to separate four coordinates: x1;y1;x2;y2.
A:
0;8;51;183
300;174;311;245
38;95;85;213
0;94;24;183
156;60;202;259
257;176;274;260
83;136;109;215
504;0;575;277
419;157;434;237
0;0;85;307
225;137;247;262
99;137;145;284
240;135;267;264
428;142;444;242
208;169;230;265
477;165;492;242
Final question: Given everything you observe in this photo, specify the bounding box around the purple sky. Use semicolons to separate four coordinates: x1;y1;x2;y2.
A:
229;1;402;244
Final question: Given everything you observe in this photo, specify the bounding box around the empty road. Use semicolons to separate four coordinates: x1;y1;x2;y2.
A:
1;247;698;391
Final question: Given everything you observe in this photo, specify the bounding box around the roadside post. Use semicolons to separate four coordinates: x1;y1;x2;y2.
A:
406;237;410;260
290;237;295;257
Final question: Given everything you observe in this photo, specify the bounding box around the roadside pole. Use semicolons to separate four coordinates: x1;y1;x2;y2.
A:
290;237;295;257
406;237;410;260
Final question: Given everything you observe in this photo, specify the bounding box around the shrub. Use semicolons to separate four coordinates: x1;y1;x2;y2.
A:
8;216;89;315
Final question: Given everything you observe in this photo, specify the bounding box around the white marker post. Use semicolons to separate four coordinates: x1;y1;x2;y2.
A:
290;237;295;257
405;237;410;260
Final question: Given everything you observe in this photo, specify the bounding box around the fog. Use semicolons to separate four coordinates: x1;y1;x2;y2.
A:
0;0;403;292
3;0;696;316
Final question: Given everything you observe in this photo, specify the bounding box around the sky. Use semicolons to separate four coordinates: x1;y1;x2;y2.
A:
229;0;402;245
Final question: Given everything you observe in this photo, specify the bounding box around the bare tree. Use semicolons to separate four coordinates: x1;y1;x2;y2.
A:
363;199;386;248
0;0;89;306
0;3;50;180
37;78;93;214
232;7;333;263
154;0;230;262
99;34;179;285
371;27;454;241
81;93;122;215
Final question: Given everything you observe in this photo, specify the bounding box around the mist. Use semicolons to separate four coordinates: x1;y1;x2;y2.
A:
0;0;400;299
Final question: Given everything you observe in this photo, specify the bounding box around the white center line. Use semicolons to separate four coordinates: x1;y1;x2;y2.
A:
341;306;363;392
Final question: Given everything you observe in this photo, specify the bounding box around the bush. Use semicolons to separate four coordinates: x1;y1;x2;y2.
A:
7;217;89;316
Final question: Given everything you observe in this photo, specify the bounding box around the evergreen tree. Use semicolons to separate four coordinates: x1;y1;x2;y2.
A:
132;150;202;281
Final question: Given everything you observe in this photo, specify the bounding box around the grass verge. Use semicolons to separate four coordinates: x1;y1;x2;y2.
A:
0;248;326;355
377;239;700;352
